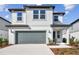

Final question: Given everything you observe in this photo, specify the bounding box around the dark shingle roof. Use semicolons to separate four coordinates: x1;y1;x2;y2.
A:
53;12;65;15
24;5;55;9
0;17;11;23
51;24;70;27
70;19;79;25
8;9;25;12
6;25;29;27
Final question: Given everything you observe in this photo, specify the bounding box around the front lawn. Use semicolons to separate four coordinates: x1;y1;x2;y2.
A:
50;48;79;55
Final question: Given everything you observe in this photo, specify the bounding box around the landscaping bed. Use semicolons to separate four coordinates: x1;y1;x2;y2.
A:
0;37;12;48
0;44;12;48
50;48;79;55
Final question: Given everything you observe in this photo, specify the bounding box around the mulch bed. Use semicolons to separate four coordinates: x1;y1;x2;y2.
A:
50;48;79;55
0;44;12;48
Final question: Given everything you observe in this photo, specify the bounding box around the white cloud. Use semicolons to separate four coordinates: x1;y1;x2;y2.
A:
0;4;8;12
64;4;76;15
65;11;69;15
64;4;75;10
0;5;5;11
5;15;9;19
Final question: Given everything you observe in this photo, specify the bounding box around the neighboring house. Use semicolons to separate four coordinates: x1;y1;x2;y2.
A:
0;17;11;39
63;19;79;43
6;5;69;44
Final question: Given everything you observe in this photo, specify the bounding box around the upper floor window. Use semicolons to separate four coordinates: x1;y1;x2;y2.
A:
33;10;39;19
54;16;58;21
17;12;22;21
40;10;45;19
33;10;46;19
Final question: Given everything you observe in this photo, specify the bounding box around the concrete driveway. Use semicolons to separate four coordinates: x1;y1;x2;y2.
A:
0;44;54;55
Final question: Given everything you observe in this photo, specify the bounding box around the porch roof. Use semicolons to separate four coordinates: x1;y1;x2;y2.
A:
6;25;29;27
51;24;70;27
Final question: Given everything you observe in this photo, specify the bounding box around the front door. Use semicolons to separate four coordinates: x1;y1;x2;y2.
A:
53;31;56;44
53;31;61;44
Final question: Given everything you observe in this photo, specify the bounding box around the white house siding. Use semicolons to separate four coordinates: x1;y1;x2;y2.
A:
11;8;53;26
11;12;26;25
8;26;53;44
63;21;79;44
0;30;8;39
0;18;10;39
26;8;53;26
70;32;79;40
53;14;63;24
62;29;70;44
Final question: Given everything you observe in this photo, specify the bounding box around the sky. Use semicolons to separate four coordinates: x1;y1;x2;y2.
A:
0;4;79;24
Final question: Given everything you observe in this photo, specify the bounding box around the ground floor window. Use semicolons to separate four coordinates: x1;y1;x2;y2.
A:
57;31;60;38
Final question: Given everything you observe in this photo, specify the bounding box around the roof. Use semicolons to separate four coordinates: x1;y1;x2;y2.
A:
70;19;79;25
6;25;29;27
51;24;70;27
8;9;25;12
53;12;65;15
0;17;11;23
24;5;55;9
8;5;55;12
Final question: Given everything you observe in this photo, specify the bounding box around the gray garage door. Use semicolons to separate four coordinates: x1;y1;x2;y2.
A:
15;31;46;44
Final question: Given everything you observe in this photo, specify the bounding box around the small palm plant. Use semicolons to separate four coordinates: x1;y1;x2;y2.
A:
74;39;79;47
48;38;53;45
69;37;75;45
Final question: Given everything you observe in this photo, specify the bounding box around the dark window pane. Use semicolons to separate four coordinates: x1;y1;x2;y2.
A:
40;10;45;14
54;16;58;21
33;15;39;19
17;12;22;16
57;35;60;38
17;17;22;21
53;31;55;39
40;15;45;19
57;31;60;38
33;10;39;14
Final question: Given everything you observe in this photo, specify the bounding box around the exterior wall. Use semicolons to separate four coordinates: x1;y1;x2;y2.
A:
8;26;53;44
62;28;70;44
11;12;26;25
53;14;63;24
0;30;8;39
0;18;10;30
70;32;79;40
26;8;53;26
63;21;79;44
70;21;79;33
0;18;10;39
11;8;53;25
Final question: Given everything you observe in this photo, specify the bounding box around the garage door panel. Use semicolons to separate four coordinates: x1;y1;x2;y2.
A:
16;31;46;44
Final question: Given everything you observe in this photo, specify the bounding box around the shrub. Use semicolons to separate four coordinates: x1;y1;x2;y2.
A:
69;37;75;45
0;38;8;47
0;37;3;47
4;38;8;42
48;38;53;45
74;39;79;47
0;38;3;44
3;38;8;45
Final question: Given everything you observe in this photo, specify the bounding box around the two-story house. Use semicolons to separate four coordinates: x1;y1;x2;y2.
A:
6;5;69;44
